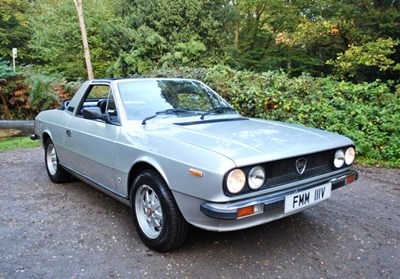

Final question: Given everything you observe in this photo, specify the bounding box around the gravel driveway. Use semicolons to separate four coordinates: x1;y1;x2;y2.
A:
0;147;399;279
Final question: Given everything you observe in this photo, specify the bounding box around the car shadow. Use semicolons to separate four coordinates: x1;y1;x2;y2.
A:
62;179;338;256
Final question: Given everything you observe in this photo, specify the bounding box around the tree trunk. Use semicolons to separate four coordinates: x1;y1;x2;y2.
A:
74;0;94;80
234;22;239;49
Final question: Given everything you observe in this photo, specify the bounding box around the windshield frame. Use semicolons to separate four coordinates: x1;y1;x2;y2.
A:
116;78;237;121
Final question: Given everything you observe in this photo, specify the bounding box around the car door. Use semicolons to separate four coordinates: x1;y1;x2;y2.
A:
63;83;120;191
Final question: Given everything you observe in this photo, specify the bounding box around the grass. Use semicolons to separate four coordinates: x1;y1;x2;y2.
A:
0;136;40;151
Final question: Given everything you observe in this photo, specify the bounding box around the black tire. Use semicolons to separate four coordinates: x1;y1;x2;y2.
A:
130;170;188;252
44;139;71;183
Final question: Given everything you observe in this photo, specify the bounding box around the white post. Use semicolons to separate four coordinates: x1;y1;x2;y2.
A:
12;48;17;72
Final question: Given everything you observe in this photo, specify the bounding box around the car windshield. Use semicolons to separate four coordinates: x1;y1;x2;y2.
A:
117;79;236;120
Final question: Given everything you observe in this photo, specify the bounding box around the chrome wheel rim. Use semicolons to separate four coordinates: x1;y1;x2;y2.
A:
46;143;58;176
135;184;163;239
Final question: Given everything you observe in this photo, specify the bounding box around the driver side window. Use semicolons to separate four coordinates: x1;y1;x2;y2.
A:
78;84;120;125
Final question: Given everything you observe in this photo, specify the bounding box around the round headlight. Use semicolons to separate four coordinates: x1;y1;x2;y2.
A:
345;147;355;165
334;149;345;168
226;169;246;194
248;166;266;190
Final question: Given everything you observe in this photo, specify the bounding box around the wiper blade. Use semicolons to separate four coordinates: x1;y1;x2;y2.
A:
159;108;192;114
142;108;193;125
200;106;237;120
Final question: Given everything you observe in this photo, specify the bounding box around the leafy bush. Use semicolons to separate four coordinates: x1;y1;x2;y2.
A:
26;73;79;113
0;59;16;80
0;61;29;119
0;65;80;120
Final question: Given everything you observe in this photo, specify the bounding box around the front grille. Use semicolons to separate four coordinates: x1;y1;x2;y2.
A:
262;149;334;189
224;149;338;196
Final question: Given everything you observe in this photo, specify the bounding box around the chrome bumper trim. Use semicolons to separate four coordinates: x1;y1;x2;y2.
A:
200;169;359;220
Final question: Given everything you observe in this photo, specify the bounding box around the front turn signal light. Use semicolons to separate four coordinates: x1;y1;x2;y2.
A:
237;204;263;218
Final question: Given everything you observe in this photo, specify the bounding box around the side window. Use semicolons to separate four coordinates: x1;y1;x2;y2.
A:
78;84;119;124
88;85;109;99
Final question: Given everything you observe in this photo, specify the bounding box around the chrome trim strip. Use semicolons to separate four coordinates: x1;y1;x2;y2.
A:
62;164;130;206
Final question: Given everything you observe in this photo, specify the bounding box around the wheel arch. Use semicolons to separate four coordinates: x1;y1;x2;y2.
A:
41;131;52;147
127;161;167;203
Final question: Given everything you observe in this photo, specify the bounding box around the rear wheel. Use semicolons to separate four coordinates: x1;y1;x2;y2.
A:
45;139;70;183
131;170;188;252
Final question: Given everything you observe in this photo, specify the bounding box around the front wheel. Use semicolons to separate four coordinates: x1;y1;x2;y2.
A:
45;139;70;183
131;170;188;252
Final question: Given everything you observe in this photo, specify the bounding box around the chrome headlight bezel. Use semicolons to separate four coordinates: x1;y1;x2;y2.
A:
334;149;345;169
345;147;356;165
334;146;356;169
248;166;266;190
226;169;246;194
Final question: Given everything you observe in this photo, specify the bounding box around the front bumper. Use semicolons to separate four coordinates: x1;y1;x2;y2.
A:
30;133;39;140
200;169;359;220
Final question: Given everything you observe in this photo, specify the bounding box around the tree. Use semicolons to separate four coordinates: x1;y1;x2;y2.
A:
327;38;400;80
231;0;318;74
73;0;94;80
112;0;233;76
25;0;400;82
229;0;400;80
0;0;31;62
29;0;128;79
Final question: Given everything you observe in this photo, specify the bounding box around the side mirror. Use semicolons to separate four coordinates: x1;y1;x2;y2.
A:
82;107;110;122
59;99;71;110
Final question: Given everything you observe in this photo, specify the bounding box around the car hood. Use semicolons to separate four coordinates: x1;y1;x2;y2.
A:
131;116;353;167
154;117;352;166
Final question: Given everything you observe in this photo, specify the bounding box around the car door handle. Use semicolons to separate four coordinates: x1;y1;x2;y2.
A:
66;130;72;137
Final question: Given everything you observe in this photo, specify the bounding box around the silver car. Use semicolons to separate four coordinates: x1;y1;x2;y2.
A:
32;78;358;251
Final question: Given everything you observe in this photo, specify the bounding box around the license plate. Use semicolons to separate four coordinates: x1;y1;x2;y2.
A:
284;183;332;213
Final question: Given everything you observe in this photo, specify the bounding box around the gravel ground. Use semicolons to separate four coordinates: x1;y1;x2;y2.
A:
0;147;399;279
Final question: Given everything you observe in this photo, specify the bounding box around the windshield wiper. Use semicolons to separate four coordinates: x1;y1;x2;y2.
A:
142;108;193;125
200;106;237;120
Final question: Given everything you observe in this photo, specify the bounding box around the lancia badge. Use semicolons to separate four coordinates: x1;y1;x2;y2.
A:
296;158;307;175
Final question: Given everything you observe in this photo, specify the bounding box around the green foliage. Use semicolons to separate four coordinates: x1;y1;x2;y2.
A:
0;66;80;120
29;0;129;79
231;0;320;74
24;71;80;115
28;1;86;79
19;0;400;82
327;38;400;79
25;74;61;112
231;0;400;81
0;0;31;59
111;0;232;76
0;59;16;79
